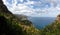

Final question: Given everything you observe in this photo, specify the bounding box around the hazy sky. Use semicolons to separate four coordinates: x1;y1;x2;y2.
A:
2;0;60;17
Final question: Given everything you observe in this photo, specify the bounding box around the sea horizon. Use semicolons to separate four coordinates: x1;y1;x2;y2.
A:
28;17;56;29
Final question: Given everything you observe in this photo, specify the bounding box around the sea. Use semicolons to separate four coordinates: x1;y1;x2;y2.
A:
28;17;56;29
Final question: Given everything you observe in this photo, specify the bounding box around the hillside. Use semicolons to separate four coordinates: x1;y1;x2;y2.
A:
41;14;60;35
0;0;41;35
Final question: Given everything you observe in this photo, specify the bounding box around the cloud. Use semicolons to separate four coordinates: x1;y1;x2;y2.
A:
2;0;60;17
20;0;24;2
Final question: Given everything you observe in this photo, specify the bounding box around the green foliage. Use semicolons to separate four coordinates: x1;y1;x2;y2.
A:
41;21;60;35
21;20;32;26
0;8;41;35
0;15;26;35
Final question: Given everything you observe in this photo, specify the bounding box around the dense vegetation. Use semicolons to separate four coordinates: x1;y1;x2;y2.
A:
41;21;60;35
1;0;60;35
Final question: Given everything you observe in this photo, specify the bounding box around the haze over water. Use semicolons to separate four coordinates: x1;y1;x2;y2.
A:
28;17;56;29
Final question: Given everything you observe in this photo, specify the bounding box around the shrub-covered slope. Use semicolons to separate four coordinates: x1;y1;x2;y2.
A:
41;15;60;35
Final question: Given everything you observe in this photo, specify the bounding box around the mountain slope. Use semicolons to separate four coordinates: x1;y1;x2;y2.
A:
41;15;60;35
0;0;41;35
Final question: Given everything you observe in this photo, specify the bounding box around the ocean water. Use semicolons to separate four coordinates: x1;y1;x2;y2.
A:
28;17;56;29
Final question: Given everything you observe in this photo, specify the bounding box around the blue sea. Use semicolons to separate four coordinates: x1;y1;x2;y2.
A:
28;17;56;29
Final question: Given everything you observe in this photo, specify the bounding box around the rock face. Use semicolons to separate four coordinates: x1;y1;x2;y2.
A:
0;0;3;4
0;0;12;14
56;14;60;23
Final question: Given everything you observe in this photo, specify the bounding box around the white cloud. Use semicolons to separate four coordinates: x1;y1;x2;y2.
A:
20;0;24;2
2;0;60;17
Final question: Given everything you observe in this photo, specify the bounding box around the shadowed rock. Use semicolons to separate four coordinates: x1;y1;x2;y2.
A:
0;0;12;14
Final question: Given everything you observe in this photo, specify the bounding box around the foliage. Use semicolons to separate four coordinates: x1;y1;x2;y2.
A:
41;21;60;35
0;0;41;34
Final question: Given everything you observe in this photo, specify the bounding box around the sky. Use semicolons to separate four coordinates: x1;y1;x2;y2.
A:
2;0;60;17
